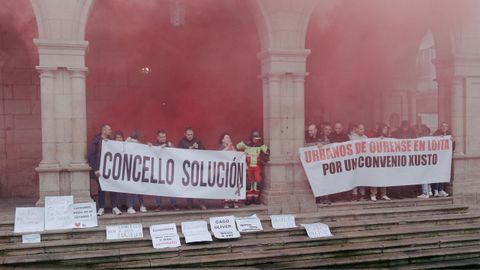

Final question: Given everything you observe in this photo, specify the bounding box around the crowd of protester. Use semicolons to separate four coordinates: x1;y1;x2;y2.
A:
88;119;454;216
305;120;455;204
88;126;269;216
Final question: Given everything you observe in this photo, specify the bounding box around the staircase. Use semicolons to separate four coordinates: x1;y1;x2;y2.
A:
1;198;480;269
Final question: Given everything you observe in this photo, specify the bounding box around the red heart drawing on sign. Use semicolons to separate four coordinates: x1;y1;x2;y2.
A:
74;222;81;228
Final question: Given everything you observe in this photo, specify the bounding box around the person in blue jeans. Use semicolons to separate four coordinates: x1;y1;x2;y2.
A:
125;129;147;214
432;122;455;197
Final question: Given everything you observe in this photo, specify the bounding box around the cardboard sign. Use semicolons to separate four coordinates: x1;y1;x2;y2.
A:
14;207;45;233
22;233;41;244
301;223;333;239
235;214;263;233
149;223;181;249
181;220;212;243
209;216;240;239
106;224;144;240
270;215;297;230
44;196;74;231
73;202;98;229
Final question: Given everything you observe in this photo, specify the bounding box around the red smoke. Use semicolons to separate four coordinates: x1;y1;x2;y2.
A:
86;0;262;148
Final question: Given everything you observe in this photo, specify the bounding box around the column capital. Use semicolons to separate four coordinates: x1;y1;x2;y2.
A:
36;66;57;78
68;67;88;78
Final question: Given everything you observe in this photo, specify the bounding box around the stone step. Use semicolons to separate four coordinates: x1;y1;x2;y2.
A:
0;203;473;247
316;197;454;212
2;218;480;265
90;235;480;269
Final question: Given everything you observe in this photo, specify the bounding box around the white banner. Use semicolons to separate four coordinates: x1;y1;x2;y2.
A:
299;136;453;197
99;140;246;200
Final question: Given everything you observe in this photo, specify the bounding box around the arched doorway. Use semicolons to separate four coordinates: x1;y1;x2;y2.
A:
0;0;40;199
85;0;262;149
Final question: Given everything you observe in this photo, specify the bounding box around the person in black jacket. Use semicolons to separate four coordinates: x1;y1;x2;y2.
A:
431;122;455;197
177;127;207;210
87;124;122;216
328;122;350;143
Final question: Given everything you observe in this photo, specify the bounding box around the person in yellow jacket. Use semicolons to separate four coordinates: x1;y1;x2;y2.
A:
236;130;269;205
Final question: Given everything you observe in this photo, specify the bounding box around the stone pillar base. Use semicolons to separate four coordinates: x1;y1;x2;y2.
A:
35;163;61;206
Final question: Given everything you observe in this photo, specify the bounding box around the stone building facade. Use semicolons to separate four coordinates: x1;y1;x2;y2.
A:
1;0;480;211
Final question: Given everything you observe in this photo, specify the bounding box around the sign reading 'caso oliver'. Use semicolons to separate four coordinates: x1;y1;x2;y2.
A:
99;140;246;200
299;136;453;197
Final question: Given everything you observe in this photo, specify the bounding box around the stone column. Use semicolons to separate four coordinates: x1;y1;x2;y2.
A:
68;68;91;202
36;67;61;204
258;49;317;214
451;76;466;154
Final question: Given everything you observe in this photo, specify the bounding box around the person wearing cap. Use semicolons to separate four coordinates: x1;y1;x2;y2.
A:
236;129;269;205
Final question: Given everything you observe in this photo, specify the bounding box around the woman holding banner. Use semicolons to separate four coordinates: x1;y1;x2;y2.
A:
219;133;240;209
125;129;148;214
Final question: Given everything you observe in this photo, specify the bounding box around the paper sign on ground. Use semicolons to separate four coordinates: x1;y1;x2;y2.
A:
149;223;181;249
106;223;144;240
301;223;333;239
270;215;297;230
235;214;263;233
73;202;98;229
22;233;41;244
44;196;74;230
14;207;45;233
209;216;240;239
181;220;212;243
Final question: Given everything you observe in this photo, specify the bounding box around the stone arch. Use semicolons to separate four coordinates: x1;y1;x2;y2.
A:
30;0;95;41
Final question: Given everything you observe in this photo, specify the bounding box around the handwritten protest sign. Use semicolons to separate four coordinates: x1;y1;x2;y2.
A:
299;136;453;196
149;223;181;249
73;202;98;229
270;215;297;230
209;216;240;239
301;223;333;239
235;214;263;233
44;196;74;230
14;207;44;233
22;234;41;244
106;224;144;240
181;220;212;243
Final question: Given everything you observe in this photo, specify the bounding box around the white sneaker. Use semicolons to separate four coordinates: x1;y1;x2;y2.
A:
439;190;449;197
428;191;433;197
127;207;136;214
417;194;429;199
140;205;147;213
97;208;105;216
112;207;122;215
433;190;439;197
381;195;391;201
370;195;377;201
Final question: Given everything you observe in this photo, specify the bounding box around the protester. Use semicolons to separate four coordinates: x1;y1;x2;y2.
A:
305;124;321;146
350;124;368;201
347;123;359;140
87;124;122;216
113;131;128;212
219;132;239;209
149;129;179;211
237;130;269;205
370;123;391;201
431;122;455;197
178;127;207;210
328;122;350;143
125;129;147;214
415;124;434;199
316;123;332;204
